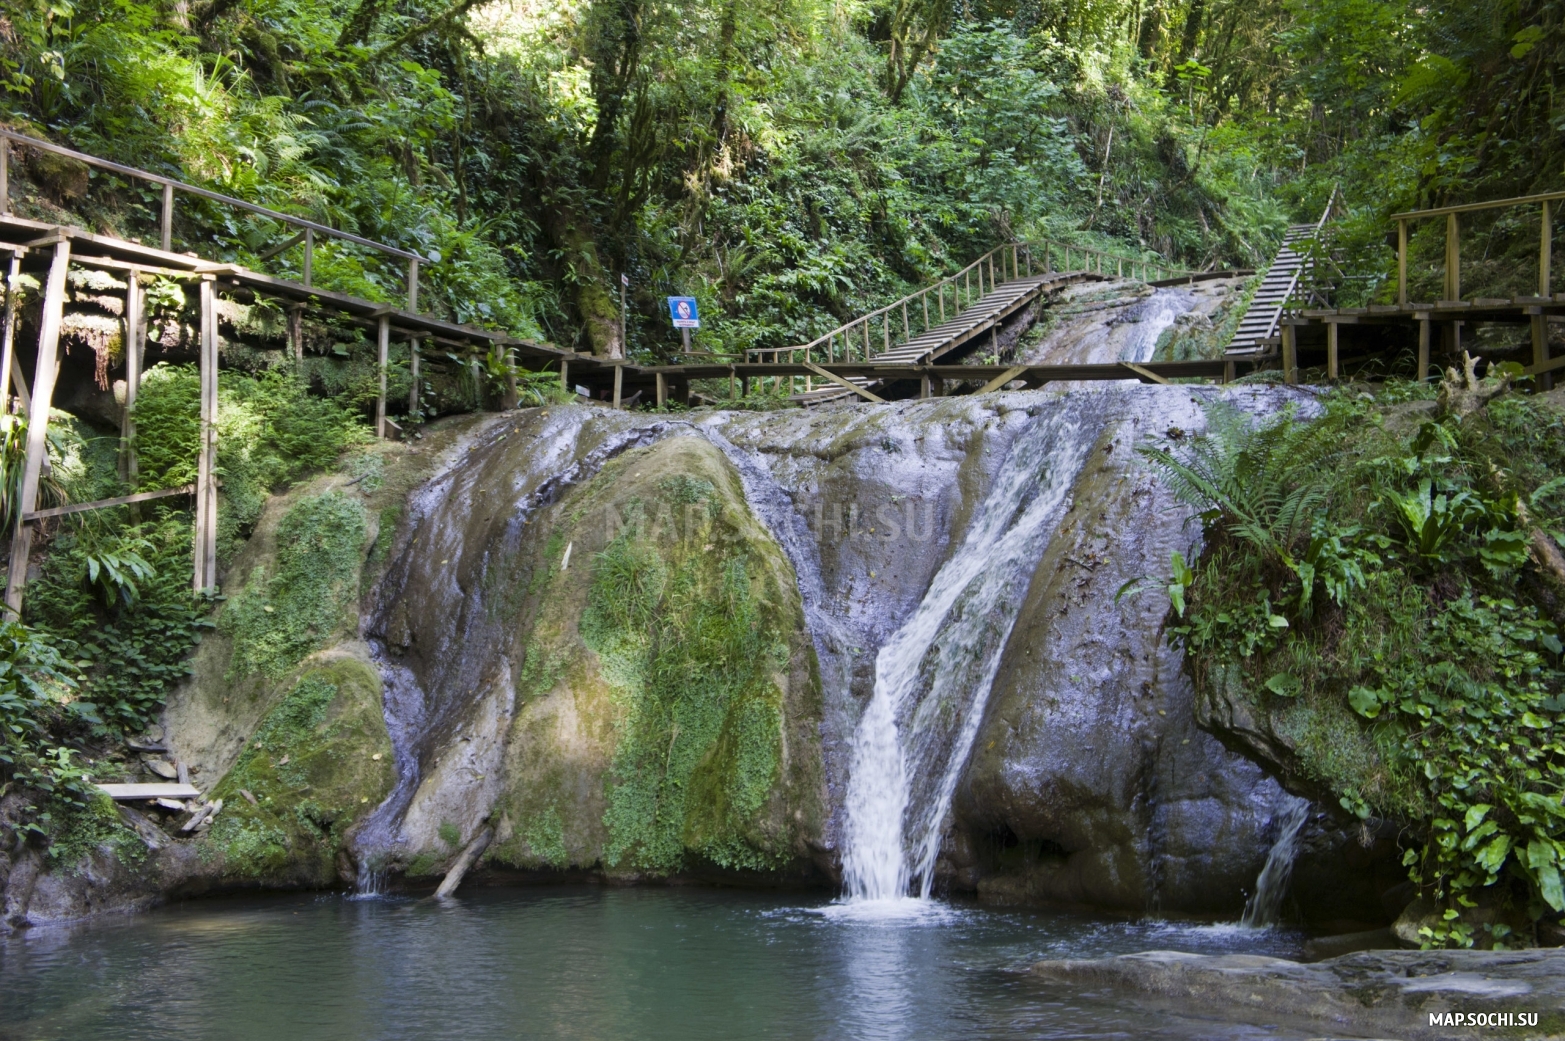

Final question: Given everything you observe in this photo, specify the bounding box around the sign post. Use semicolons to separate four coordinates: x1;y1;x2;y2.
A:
667;295;699;354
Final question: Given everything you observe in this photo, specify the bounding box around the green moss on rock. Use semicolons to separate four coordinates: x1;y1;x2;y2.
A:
203;655;393;881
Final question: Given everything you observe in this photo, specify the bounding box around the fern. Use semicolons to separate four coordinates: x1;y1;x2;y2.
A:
1137;400;1341;567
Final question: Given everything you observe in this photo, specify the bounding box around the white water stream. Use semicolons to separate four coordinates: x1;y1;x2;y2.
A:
840;406;1094;906
1240;796;1311;928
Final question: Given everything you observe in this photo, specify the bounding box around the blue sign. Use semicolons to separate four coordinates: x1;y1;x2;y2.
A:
667;296;700;329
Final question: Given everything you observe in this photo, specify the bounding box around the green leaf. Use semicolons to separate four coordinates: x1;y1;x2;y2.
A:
1267;614;1289;629
1348;685;1383;718
1463;803;1492;831
1473;833;1510;873
1264;672;1301;697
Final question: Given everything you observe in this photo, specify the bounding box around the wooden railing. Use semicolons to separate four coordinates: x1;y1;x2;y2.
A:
744;239;1192;379
1391;189;1562;306
0;129;428;310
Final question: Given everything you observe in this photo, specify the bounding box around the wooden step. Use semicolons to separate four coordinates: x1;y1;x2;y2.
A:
98;782;202;801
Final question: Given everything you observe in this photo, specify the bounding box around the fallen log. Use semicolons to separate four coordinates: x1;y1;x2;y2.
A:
433;826;494;899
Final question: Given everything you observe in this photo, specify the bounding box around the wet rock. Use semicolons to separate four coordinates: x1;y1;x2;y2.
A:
1031;947;1565;1039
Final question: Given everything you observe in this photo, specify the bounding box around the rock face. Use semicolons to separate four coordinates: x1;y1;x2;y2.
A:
4;382;1391;924
1031;948;1565;1039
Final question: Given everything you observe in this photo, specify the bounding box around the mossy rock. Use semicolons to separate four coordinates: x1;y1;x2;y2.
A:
201;653;394;884
488;435;825;878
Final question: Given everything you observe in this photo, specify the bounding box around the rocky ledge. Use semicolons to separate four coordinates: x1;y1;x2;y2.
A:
1031;948;1565;1040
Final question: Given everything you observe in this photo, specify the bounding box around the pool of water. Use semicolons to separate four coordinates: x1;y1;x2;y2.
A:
0;886;1321;1040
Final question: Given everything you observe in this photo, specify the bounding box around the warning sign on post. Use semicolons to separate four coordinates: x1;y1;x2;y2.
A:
667;296;700;329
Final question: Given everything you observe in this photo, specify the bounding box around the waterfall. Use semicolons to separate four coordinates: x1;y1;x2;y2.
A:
841;404;1095;903
1240;797;1311;928
1118;288;1192;364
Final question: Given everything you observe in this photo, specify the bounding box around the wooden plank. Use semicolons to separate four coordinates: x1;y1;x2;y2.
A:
1391;188;1565;221
0;248;21;411
976;365;1029;394
120;272;144;483
375;314;389;438
1326;321;1338;380
802;360;885;403
1523;353;1565;377
97;783;200;801
24;484;194;522
193;277;218;593
1123;363;1171;385
5;239;70;615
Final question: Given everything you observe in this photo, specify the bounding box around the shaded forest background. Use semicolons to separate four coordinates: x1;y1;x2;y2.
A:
0;0;1561;359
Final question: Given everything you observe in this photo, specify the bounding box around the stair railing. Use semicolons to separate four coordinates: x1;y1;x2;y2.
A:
745;239;1193;395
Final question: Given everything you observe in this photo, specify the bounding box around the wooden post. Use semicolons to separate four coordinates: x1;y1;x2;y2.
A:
1417;317;1431;382
375;315;389;437
160;182;174;252
303;228;314;288
0;249;22;411
5;239;70;615
728;365;735;400
922;294;929;330
0;140;8;215
612;363;623;409
882;312;889;355
501;345;518;410
655;372;666;408
1542;201;1553;298
1281;323;1297;385
408;338;421;420
407;258;419;312
863;319;870;358
939;284;945;322
288;304;304;370
1397;219;1408;307
193;277;219;593
920;373;932;399
120;271;145;483
560;357;569;394
1223;359;1236;384
1532;311;1552;391
1444;212;1460;301
1326;321;1339;380
902;300;909;341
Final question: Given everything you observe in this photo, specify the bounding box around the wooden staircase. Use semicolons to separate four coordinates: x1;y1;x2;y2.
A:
792;273;1076;404
1225;193;1341;357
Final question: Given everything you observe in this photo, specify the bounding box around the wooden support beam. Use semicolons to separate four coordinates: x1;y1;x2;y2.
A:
560;357;570;396
120;271;144;483
1281;324;1298;385
1326;321;1339;380
612;363;623;409
0;248;23;412
976;365;1029;395
1418;318;1431;382
920;373;932;399
801;360;885;403
1523;352;1565;377
501;345;518;410
288;304;304;370
26;484;194;522
193;277;218;593
160;182;174;252
408;338;421;420
1123;363;1171;385
375;315;390;437
1543;201;1553;299
1533;312;1553;391
1445;212;1460;302
655;372;667;408
5;239;71;615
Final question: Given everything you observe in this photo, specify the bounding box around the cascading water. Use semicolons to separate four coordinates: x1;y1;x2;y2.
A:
840;404;1097;904
1117;288;1193;364
1240;796;1311;928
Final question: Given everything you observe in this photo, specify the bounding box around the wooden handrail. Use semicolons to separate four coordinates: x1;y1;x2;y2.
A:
1394;188;1559;306
0;129;426;309
745;238;1193;378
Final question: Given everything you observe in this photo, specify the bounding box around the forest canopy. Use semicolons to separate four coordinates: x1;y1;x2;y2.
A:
0;0;1560;358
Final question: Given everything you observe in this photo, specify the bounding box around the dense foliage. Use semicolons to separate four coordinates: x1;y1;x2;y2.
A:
1143;385;1565;946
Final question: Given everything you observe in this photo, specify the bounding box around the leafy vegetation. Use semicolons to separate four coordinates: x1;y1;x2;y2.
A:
220;490;369;679
1143;384;1565;946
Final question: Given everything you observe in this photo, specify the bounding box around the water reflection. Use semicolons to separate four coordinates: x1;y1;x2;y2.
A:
0;888;1315;1041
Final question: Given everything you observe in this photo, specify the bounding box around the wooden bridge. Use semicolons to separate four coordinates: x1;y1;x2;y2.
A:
0;130;1276;610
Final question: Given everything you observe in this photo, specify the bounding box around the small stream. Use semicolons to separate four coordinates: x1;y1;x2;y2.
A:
0;888;1316;1041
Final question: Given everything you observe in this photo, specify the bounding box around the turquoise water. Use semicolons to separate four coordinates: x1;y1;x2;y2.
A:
0;887;1318;1040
